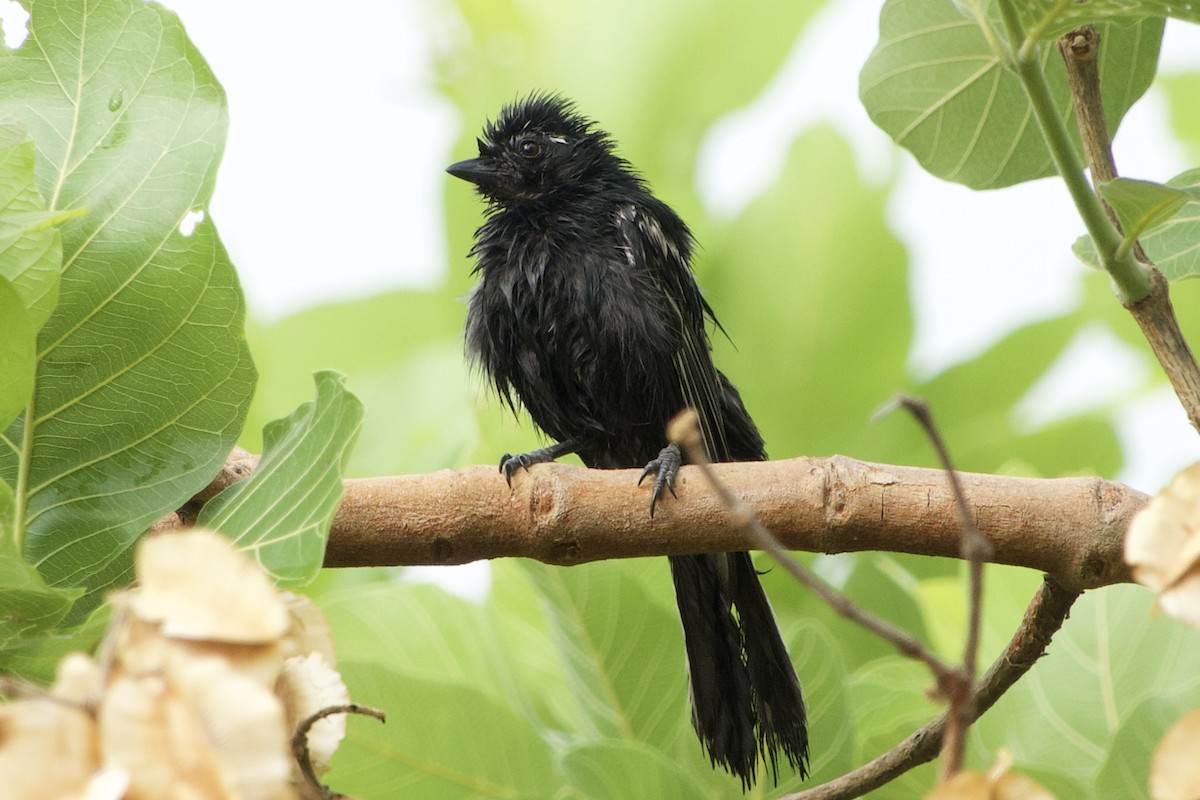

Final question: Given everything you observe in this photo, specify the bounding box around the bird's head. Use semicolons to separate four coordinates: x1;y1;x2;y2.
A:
447;93;628;204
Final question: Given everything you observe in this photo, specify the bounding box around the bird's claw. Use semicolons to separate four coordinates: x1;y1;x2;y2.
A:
500;441;578;487
499;452;532;487
639;443;681;517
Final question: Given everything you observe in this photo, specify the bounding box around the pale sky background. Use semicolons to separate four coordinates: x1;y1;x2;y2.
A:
4;1;1200;496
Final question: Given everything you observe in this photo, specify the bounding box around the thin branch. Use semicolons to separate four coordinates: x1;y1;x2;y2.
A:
668;411;958;686
781;577;1081;800
1056;26;1200;436
293;703;386;800
879;396;991;782
1056;27;1117;186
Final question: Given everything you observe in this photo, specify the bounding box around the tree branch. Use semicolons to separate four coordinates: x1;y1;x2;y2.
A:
1056;25;1200;436
316;456;1141;591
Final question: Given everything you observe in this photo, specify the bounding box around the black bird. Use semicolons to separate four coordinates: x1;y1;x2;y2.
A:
447;93;809;788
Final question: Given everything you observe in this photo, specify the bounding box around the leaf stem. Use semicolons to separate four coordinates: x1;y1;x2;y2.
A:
994;0;1151;303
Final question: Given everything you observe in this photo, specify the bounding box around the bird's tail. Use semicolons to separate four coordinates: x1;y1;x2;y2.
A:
730;551;810;782
668;553;809;789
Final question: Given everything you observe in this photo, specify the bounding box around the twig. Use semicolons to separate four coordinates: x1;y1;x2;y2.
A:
781;577;1080;800
293;703;386;800
877;396;992;781
1057;27;1116;187
667;411;960;695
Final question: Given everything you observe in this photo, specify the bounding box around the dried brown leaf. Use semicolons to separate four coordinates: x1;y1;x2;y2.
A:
1151;708;1200;800
1126;463;1200;627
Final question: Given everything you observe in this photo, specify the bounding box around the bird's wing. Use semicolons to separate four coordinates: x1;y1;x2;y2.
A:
615;203;730;461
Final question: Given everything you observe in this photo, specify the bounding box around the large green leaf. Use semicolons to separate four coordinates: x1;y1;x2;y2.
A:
0;600;106;682
319;579;552;730
332;662;562;798
560;741;721;800
519;559;692;754
971;584;1200;791
860;0;1163;189
0;0;255;616
197;371;362;586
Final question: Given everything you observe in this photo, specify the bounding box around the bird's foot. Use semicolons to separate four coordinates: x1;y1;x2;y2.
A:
499;440;578;486
638;442;681;517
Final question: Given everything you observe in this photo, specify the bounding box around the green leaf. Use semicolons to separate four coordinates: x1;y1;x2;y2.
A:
0;277;34;432
0;135;63;329
859;0;1162;189
707;126;910;462
1092;694;1188;800
0;600;107;682
519;559;692;754
1016;0;1200;36
0;123;69;435
319;577;577;735
560;741;721;800
1074;168;1200;281
845;656;940;794
0;0;255;617
0;534;80;652
198;371;362;586
1097;177;1189;249
972;584;1200;789
331;662;562;798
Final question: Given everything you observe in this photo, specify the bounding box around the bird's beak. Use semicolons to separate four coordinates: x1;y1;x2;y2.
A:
446;157;498;187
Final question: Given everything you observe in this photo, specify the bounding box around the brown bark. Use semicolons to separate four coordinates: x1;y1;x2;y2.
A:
320;455;1142;592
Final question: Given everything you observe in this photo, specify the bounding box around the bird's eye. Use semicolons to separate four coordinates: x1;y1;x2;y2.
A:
518;139;542;158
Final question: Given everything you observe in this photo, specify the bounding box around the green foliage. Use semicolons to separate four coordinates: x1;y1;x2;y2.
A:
0;0;254;626
1015;0;1200;33
1097;177;1190;245
0;0;358;678
197;370;364;585
859;0;1161;189
0;533;79;652
1075;168;1200;280
0;129;64;332
972;585;1200;797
